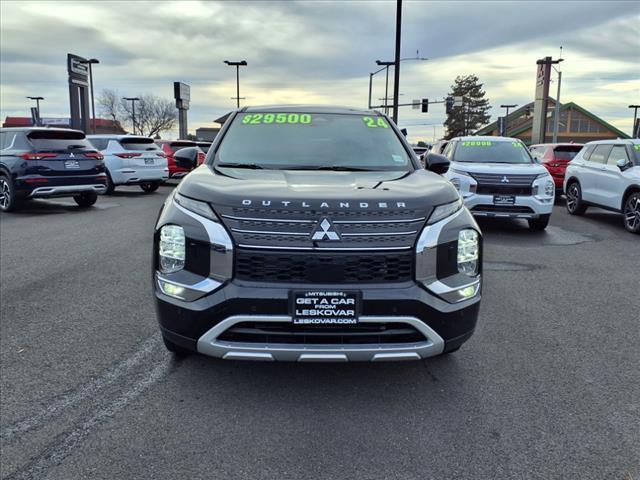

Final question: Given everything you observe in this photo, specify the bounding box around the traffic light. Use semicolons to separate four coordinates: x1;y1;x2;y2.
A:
421;98;429;113
445;97;454;114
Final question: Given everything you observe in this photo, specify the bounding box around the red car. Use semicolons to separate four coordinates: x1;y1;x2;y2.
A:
155;140;205;179
529;143;584;194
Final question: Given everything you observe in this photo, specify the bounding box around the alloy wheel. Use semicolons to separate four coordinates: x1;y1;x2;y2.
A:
566;184;578;212
0;178;10;210
624;194;640;232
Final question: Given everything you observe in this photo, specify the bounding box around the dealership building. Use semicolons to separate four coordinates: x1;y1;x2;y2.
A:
477;99;629;144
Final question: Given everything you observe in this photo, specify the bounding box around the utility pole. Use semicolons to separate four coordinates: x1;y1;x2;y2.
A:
224;60;247;109
81;58;100;134
376;60;394;114
392;0;402;124
123;97;140;134
629;105;640;138
500;104;517;136
552;48;564;143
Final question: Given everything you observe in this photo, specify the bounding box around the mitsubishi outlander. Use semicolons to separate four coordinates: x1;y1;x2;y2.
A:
153;106;482;361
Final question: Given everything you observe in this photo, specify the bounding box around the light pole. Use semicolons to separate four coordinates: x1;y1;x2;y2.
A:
123;97;140;134
500;104;517;136
376;60;394;115
551;49;564;143
370;55;427;112
80;58;100;133
392;0;402;124
224;60;247;109
629;105;640;138
26;96;44;124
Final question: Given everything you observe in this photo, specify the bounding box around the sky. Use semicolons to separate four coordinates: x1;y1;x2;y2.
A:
1;0;639;143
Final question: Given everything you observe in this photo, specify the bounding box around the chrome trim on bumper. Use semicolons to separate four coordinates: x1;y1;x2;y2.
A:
471;211;538;219
196;315;445;362
155;272;222;301
30;184;106;198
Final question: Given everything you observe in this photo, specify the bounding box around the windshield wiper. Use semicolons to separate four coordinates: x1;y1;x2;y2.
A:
217;162;265;169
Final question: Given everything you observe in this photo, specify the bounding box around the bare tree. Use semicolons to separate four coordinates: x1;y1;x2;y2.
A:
120;94;176;137
97;89;177;137
97;89;122;122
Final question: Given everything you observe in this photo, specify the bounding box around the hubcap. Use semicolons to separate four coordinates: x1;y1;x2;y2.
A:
0;179;9;209
624;195;640;230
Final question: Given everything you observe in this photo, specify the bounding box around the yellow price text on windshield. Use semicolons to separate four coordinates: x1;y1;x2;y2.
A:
461;141;492;147
241;113;312;125
362;117;389;128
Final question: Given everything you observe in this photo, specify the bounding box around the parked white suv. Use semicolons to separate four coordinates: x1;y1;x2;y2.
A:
88;135;169;193
564;139;640;234
441;136;555;230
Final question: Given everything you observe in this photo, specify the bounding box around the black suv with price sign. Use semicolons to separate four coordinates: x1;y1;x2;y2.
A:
153;106;482;361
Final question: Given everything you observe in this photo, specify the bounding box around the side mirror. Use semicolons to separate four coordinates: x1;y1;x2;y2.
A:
173;147;199;170
616;158;630;171
425;152;450;174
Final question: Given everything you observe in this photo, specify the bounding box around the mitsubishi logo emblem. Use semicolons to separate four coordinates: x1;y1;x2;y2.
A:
311;217;340;241
500;176;510;183
69;152;75;158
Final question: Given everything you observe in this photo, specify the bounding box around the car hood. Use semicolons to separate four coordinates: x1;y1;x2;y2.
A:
450;161;548;176
177;165;459;213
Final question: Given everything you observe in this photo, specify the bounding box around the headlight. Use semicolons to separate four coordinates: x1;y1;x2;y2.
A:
427;198;462;225
159;225;185;273
458;229;479;276
174;192;219;221
534;174;554;197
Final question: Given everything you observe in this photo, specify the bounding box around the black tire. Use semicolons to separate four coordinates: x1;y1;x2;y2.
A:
565;181;587;215
140;181;160;193
0;175;20;212
73;191;98;208
623;192;640;234
162;336;191;357
105;171;116;195
528;214;550;231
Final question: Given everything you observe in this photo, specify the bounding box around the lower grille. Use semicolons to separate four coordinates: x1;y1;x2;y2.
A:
217;322;426;345
472;205;534;214
476;185;532;196
235;250;413;283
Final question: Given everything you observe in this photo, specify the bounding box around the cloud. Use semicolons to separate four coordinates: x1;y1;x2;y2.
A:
1;0;638;141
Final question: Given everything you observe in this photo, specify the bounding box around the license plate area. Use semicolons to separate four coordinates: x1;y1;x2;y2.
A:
291;291;360;325
144;158;155;165
493;194;516;205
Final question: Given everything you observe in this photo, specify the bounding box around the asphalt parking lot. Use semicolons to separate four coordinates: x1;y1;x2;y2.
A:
1;185;638;480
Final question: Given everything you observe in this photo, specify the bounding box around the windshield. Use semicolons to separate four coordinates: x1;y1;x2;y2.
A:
553;145;582;161
215;112;412;171
453;140;532;164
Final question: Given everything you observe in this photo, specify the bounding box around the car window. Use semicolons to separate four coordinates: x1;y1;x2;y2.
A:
607;146;628;166
0;132;16;150
588;144;612;164
444;142;455;159
27;130;93;151
553;145;582;161
120;137;159;151
581;145;595;161
216;113;412;171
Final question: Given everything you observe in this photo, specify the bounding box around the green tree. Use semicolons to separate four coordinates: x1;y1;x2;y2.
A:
444;75;491;139
417;140;428;147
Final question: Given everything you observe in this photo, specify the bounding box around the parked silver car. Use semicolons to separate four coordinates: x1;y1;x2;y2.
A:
564;139;640;234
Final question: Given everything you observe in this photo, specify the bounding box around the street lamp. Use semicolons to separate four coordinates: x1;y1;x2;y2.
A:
551;49;564;143
26;96;44;125
123;97;140;134
224;60;248;109
629;105;640;138
500;104;518;136
80;58;100;134
369;54;427;113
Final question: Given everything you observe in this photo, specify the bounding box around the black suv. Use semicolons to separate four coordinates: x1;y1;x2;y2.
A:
0;127;107;211
153;106;482;361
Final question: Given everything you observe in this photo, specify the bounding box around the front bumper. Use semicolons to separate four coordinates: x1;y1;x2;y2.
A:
462;193;554;219
155;279;480;362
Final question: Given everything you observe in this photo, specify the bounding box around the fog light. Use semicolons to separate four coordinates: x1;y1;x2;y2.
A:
458;229;479;276
158;280;186;299
458;285;478;299
159;225;185;273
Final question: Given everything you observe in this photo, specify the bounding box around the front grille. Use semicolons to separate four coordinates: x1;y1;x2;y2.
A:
469;173;538;185
472;205;534;214
217;322;426;345
216;207;428;249
235;249;414;283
